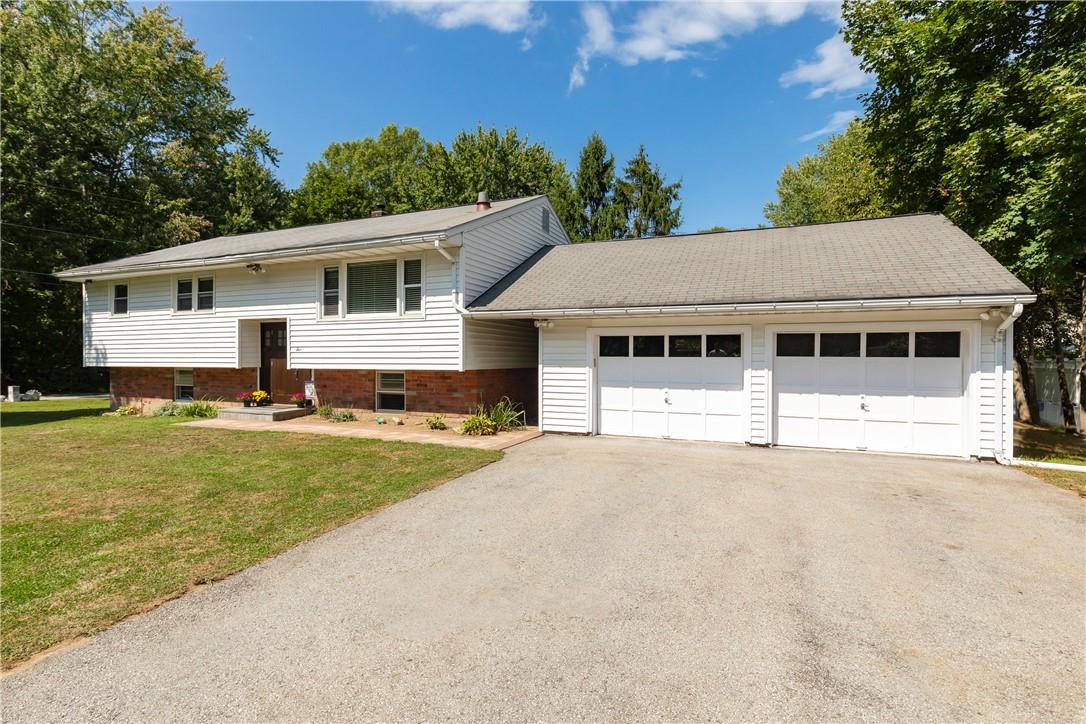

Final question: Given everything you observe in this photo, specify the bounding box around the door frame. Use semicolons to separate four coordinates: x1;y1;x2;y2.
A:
585;324;752;441
763;320;980;459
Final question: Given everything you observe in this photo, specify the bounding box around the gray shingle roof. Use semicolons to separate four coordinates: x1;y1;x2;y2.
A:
57;196;541;277
467;214;1031;312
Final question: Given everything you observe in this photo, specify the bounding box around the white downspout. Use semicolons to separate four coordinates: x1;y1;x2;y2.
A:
993;303;1024;464
435;239;469;315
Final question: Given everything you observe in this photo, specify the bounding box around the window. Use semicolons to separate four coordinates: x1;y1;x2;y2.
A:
176;277;213;312
403;259;422;313
322;267;339;317
112;283;128;315
668;335;702;357
196;277;214;310
915;331;960;358
599;336;629;357
176;279;193;312
706;334;741;358
819;333;860;357
347;260;397;314
174;369;194;400
777;333;815;357
633;335;664;357
866;332;908;358
376;372;406;412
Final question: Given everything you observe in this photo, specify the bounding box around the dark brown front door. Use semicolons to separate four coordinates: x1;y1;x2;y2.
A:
259;322;304;402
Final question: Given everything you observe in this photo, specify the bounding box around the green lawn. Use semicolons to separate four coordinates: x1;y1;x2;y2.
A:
1014;421;1086;497
0;399;500;668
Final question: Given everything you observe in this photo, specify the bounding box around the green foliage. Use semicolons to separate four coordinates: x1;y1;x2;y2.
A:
481;397;525;432
571;132;625;241
614;146;683;238
841;0;1085;388
177;400;218;418
329;410;357;423
459;414;497;436
0;0;285;391
152;402;184;417
764;121;893;226
425;414;447;431
111;405;140;417
288;125;429;225
315;404;334;419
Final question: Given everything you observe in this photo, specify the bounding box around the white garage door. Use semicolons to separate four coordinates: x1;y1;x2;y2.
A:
597;331;746;442
773;330;965;456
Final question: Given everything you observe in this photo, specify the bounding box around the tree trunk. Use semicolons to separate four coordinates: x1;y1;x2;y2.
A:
1013;356;1035;423
1079;274;1085;433
1049;298;1076;427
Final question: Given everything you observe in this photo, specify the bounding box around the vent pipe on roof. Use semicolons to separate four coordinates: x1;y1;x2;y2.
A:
475;191;491;212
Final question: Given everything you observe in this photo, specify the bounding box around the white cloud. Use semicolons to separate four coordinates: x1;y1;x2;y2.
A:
386;1;536;34
798;109;859;142
569;2;812;90
780;33;868;98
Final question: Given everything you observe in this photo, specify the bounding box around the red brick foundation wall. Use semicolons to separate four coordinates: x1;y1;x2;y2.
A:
313;368;537;419
194;368;258;401
110;366;538;420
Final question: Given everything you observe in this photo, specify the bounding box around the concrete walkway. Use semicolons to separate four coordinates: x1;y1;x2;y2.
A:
3;436;1083;721
181;416;542;450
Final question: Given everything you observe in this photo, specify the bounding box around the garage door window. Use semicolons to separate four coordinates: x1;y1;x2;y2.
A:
820;333;860;357
777;333;815;356
599;336;629;357
668;335;702;357
706;334;741;357
915;331;960;357
866;332;908;357
633;335;664;357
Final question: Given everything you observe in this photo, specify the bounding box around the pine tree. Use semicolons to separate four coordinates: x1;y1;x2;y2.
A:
614;146;682;238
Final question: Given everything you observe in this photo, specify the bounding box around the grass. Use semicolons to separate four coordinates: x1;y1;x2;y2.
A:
0;399;500;668
1014;421;1086;497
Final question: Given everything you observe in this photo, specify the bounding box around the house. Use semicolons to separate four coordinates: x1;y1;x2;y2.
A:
57;195;1035;460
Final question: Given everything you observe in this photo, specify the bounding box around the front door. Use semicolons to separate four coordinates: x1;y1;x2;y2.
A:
259;322;304;402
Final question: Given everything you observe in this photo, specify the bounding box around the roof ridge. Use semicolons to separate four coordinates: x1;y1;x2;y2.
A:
562;212;945;249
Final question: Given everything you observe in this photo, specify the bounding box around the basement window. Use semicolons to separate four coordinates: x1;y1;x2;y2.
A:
376;372;406;412
174;369;194;400
112;283;128;315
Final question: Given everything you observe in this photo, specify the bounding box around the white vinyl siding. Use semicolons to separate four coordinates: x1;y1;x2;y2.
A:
538;309;1009;458
539;325;591;433
83;250;460;371
461;199;569;305
463;318;536;369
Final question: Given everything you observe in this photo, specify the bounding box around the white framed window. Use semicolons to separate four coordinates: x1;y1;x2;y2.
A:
174;369;194;400
111;282;129;315
376;371;406;412
175;275;214;312
333;258;422;318
322;266;340;317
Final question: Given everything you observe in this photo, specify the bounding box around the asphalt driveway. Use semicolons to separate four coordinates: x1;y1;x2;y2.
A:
3;436;1084;722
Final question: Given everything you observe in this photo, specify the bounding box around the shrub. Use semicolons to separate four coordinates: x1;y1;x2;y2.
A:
315;403;334;419
426;414;447;430
329;410;356;423
152;402;183;417
460;414;497;436
177;400;218;418
112;405;140;417
482;397;525;432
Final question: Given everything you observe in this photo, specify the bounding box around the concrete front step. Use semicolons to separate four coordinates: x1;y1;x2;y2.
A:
218;404;314;422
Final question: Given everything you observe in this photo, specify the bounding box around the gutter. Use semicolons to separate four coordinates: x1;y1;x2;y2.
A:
56;232;455;281
463;294;1038;318
992;303;1025;465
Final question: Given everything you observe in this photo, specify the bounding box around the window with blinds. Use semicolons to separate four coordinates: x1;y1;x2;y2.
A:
346;260;397;314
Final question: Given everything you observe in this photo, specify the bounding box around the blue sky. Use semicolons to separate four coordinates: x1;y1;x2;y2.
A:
165;1;869;231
